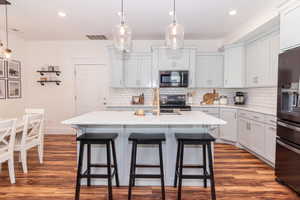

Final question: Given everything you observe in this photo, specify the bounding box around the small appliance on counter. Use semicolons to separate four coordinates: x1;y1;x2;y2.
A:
159;71;189;88
234;92;246;105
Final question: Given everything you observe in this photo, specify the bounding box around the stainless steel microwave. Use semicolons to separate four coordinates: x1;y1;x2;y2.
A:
159;71;189;88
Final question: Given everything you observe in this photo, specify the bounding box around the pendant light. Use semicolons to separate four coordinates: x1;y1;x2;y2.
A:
3;4;12;59
112;0;132;53
165;0;184;50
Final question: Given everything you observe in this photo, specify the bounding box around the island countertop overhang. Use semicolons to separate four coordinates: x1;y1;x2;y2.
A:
62;111;227;126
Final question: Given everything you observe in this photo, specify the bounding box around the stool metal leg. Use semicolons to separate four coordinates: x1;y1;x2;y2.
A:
106;141;113;200
159;142;166;200
75;142;84;200
128;141;136;200
87;144;91;187
207;143;216;200
177;141;184;200
111;140;120;187
132;142;137;187
174;140;181;187
203;144;207;188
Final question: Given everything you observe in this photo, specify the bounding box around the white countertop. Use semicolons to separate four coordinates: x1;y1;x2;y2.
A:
62;111;227;126
106;104;276;116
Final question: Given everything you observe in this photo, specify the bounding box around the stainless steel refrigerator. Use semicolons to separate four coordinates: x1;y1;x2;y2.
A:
276;46;300;195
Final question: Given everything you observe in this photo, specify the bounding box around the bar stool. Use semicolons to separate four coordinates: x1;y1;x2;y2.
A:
75;133;120;200
174;133;216;200
128;133;166;200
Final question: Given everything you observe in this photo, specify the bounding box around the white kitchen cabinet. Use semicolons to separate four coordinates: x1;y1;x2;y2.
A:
158;48;190;70
245;32;280;87
219;108;238;142
108;48;125;88
250;120;265;157
224;45;245;88
280;1;300;50
195;54;224;88
265;125;277;163
238;118;251;148
124;54;152;88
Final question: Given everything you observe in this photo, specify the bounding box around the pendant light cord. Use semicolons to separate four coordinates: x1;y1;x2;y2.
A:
173;0;176;24
5;4;9;48
121;0;125;24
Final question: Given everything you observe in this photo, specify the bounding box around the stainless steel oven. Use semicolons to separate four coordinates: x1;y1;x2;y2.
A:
159;71;189;88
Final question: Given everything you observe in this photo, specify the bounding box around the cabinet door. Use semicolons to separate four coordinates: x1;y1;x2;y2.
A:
196;55;223;88
265;126;276;163
250;121;265;157
219;109;238;142
158;49;190;70
246;42;258;87
268;33;280;86
281;4;300;50
238;118;250;147
124;56;140;88
256;37;270;86
139;55;153;88
110;53;124;88
224;46;245;88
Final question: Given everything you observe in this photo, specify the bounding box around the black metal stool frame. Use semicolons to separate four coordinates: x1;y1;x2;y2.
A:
75;138;120;200
128;139;165;200
174;139;216;200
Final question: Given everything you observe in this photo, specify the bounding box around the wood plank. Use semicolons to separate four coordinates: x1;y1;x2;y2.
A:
0;135;299;200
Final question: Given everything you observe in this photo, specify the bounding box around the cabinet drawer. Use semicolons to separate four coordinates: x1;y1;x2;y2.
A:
248;112;265;122
238;110;251;119
196;107;219;115
264;115;277;126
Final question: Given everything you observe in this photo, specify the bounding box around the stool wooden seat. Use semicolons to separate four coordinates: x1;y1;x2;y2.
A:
128;133;166;200
174;133;216;200
75;133;119;200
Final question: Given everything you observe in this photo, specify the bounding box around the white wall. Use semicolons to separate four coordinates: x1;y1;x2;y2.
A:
0;30;27;118
24;39;223;134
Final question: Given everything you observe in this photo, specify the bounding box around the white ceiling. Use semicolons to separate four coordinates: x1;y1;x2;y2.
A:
0;0;281;41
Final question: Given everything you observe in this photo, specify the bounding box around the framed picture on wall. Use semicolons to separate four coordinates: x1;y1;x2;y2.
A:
0;59;5;78
7;79;21;99
0;79;6;99
7;60;21;79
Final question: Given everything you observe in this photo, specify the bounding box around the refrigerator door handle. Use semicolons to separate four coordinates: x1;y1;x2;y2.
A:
277;139;300;155
278;121;300;132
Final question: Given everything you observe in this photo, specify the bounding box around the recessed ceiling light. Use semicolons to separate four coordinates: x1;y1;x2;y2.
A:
58;11;67;17
229;10;237;16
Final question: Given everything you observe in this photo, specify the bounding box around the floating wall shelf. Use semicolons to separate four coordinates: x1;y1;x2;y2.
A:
37;80;61;86
37;70;61;76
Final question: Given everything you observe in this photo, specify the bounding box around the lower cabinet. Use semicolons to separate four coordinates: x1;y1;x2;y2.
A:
219;108;238;142
250;121;265;157
238;118;251;148
264;125;277;163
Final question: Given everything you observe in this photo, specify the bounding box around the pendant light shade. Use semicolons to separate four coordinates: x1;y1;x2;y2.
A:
112;0;132;52
0;41;3;57
165;0;184;50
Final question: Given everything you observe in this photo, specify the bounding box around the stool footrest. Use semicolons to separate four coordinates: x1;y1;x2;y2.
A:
178;174;211;179
181;164;204;169
90;164;115;168
134;174;162;179
82;169;116;179
135;164;160;168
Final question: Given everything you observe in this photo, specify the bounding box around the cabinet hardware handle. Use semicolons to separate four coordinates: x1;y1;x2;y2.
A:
277;140;300;155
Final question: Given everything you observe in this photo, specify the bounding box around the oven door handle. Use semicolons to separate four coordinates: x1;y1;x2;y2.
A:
277;140;300;155
278;121;300;132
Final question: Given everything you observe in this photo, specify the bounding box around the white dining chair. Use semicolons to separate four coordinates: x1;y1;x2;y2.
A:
0;119;17;184
14;113;44;173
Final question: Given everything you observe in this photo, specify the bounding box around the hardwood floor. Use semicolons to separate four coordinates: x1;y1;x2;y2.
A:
0;135;299;200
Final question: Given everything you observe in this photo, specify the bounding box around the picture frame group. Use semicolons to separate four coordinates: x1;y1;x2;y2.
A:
0;58;22;99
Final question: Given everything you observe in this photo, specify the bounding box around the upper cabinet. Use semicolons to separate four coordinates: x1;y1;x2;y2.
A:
124;53;152;88
245;32;279;87
108;48;124;88
280;1;300;51
195;54;224;88
152;47;197;88
224;45;245;88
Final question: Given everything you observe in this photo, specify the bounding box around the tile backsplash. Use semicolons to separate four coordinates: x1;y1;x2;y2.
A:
108;87;278;110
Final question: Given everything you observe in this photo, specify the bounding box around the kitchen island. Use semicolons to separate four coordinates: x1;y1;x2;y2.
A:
62;111;226;186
